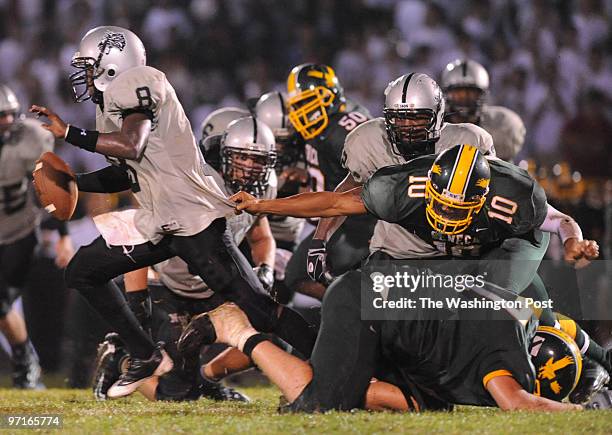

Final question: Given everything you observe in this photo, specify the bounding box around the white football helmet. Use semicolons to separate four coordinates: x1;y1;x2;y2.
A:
0;84;19;114
441;59;489;123
199;106;249;142
255;91;300;172
220;116;277;197
70;26;146;102
383;73;445;159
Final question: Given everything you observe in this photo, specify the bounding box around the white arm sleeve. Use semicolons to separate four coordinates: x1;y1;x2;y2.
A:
538;204;583;244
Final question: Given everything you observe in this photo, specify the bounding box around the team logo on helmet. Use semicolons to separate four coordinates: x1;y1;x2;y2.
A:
98;31;126;54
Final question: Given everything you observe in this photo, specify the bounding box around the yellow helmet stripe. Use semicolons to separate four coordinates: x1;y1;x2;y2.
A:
287;69;297;93
448;144;478;196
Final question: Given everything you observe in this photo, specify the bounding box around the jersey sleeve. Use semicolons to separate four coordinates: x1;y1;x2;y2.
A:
103;66;167;128
342;119;397;183
361;169;401;222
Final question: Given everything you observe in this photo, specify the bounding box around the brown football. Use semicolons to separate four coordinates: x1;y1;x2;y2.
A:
32;152;78;221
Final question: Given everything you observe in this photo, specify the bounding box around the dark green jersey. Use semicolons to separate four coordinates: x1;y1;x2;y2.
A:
380;299;537;406
304;100;370;191
361;157;548;257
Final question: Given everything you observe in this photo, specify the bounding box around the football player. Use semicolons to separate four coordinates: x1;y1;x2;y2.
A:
233;144;610;372
0;84;74;389
284;63;374;300
173;279;610;412
311;73;495;283
441;59;526;162
94;117;278;402
30;26;315;398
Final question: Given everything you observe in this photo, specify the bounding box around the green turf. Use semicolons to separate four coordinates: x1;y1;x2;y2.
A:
0;387;610;434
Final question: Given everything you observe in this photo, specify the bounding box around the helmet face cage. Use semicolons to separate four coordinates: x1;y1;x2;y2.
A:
287;86;336;140
530;326;583;402
221;146;277;197
425;180;486;235
383;108;439;159
424;144;490;235
444;85;487;122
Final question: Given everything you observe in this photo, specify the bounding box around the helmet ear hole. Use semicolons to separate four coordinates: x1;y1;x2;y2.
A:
107;69;116;77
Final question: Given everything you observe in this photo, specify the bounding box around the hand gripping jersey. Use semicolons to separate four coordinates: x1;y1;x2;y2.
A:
361;156;548;257
0;118;54;244
98;66;233;243
342;118;495;258
154;171;277;299
479;105;526;162
303;99;370;192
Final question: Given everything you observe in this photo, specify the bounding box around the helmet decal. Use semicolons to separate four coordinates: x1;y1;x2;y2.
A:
98;31;127;54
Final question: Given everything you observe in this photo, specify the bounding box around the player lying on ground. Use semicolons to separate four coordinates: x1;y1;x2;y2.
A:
177;277;611;412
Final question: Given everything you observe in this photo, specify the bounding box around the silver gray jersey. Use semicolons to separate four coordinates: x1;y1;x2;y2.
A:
155;172;277;299
98;66;233;243
268;215;305;244
479;105;526;162
342;118;495;259
0;118;54;244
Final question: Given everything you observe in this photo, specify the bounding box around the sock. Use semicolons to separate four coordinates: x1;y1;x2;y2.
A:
273;307;317;358
10;340;29;361
126;288;152;335
77;281;155;358
557;314;611;372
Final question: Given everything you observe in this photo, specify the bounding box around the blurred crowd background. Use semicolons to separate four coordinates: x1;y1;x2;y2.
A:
0;0;610;386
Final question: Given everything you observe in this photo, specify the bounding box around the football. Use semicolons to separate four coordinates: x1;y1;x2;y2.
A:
32;151;78;221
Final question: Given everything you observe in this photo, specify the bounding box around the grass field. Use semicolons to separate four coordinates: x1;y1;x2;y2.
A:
0;387;611;434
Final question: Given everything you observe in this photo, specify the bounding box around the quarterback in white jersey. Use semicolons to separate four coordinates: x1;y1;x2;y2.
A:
441;59;526;162
31;26;315;399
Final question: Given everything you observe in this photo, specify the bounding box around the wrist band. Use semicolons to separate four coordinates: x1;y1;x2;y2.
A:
242;333;269;359
65;125;99;153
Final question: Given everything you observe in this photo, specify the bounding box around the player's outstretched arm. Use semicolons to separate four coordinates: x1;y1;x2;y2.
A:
313;173;361;240
231;187;367;218
539;204;599;267
487;376;582;412
30;105;151;160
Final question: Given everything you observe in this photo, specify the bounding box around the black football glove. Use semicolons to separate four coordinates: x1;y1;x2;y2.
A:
306;238;330;283
254;263;274;292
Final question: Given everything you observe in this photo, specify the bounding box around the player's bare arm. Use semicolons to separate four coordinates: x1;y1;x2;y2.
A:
29;105;151;160
231;187;366;218
246;216;276;268
539;204;599;266
486;376;582;412
313;172;361;240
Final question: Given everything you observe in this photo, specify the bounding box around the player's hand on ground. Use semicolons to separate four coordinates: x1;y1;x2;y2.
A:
564;238;599;268
29;105;68;138
230;191;261;215
55;235;75;268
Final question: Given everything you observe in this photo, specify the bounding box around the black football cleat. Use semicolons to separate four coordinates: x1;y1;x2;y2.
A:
177;312;217;357
107;342;173;399
92;333;130;400
12;340;45;390
570;357;610;404
199;377;250;402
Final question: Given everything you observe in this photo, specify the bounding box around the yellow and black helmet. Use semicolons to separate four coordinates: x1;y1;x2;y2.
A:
425;144;490;235
530;326;583;402
286;63;345;140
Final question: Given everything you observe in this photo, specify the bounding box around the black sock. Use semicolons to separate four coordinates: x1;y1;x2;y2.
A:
273;307;317;358
77;281;155;358
10;340;29;360
126;288;152;335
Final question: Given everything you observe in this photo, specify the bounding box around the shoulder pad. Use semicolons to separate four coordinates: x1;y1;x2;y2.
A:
438;122;495;156
480;106;526;162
